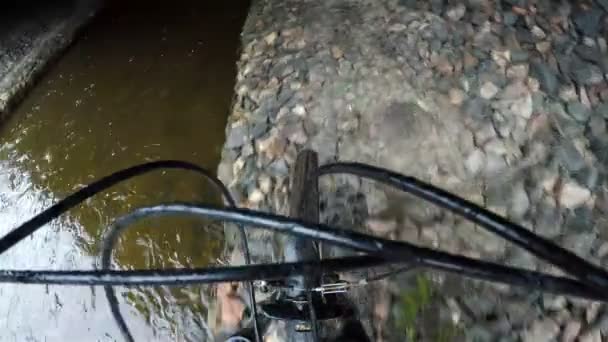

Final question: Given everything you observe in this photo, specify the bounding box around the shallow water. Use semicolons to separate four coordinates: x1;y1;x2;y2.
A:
0;1;248;340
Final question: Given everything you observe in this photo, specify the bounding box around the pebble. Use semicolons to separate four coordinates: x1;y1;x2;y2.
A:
559;181;592;209
566;101;591;122
506;64;529;80
292;104;306;116
465;149;486;175
264;32;277;45
446;4;466;21
484;138;507;156
225;123;249;149
474;122;497;145
480;81;500;99
561;320;582;342
510;182;530;219
530;61;558;95
523;318;560;342
485;153;507;175
578;328;601;342
248;189;264;204
449;88;466;105
366;218;397;235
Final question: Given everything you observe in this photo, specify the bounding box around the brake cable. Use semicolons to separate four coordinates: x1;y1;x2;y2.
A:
0;160;607;342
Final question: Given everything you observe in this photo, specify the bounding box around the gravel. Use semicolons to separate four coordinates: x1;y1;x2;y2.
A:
219;0;608;340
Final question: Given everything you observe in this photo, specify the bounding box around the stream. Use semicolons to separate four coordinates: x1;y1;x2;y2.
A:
0;1;248;340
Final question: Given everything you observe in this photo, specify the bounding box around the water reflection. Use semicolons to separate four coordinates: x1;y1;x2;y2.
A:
0;0;248;340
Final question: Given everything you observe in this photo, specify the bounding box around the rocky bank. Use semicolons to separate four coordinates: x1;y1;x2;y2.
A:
218;0;608;340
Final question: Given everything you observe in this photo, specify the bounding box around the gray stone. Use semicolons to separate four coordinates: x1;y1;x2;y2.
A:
268;158;289;176
564;207;594;233
466;325;493;341
573;166;601;191
530;62;559;95
511;50;530;63
509;182;530;219
572;7;603;37
523;318;560;342
464;97;489;119
571;61;605;86
465;149;486;175
225;124;249;149
446;3;466;21
485;153;507;175
566;101;591;122
503;12;518;26
556;139;586;172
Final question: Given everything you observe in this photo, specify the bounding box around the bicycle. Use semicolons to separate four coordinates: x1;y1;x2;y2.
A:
0;150;607;341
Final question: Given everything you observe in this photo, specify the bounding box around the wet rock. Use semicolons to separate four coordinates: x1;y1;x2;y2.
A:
559;181;592;209
566;101;591;122
480;81;499;99
530;61;558;95
559;84;579;102
523;318;560;342
268;158;288;176
542;295;567;311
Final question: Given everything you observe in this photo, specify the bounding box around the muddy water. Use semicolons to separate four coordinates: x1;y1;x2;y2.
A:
0;1;248;340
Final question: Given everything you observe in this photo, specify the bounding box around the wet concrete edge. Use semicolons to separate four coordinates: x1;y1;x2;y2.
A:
0;0;102;119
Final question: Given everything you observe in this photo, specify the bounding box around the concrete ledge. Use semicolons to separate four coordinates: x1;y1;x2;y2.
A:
0;0;101;117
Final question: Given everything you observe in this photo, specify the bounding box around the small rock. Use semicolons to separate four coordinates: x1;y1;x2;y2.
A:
530;62;558;95
572;7;603;37
571;61;605;86
523;318;560;342
557;139;586;172
258;175;272;194
485;153;507;175
331;46;344;59
579;87;592;109
465;149;486;175
264;32;277;45
248;189;264;204
475;122;497;145
449;88;466;105
464;97;489;118
566;101;591;122
536;41;551;54
484;138;507;155
463;51;479;71
510;182;530;219
561;320;582;342
511;49;530;63
559;181;592;209
542;295;566;310
225;123;249;149
480;81;500;99
506;64;529;80
292;104;306;116
578;328;601;342
531;26;546;39
436;56;454;75
559;84;579;102
446;3;466;21
366;218;397;235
